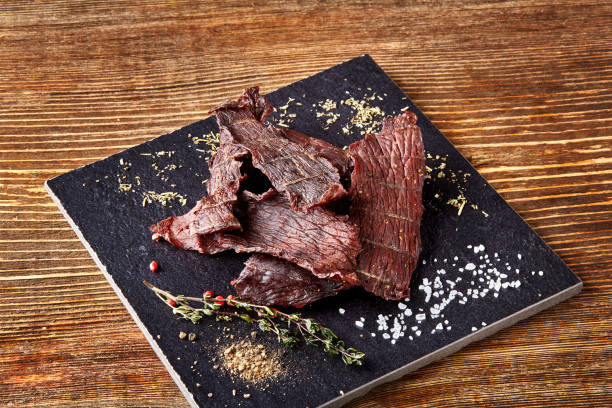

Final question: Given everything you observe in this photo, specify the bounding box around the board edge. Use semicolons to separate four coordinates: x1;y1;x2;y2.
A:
319;280;583;408
44;180;200;408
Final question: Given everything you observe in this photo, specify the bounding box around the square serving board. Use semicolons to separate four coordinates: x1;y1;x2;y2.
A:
46;55;582;408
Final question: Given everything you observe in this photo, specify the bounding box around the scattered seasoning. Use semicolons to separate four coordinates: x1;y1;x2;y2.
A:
314;99;340;130
144;282;365;365
196;383;202;388
179;331;187;340
113;153;187;208
271;97;298;128
341;94;386;135
219;340;284;384
149;261;158;272
208;393;213;398
244;393;251;399
424;153;489;217
142;190;187;207
368;244;526;343
188;333;197;342
191;132;220;160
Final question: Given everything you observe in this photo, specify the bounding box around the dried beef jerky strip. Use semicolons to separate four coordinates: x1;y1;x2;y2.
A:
150;173;242;240
212;87;347;212
206;143;249;196
348;111;425;300
232;254;345;308
152;140;249;242
220;189;360;285
280;129;352;179
150;194;231;254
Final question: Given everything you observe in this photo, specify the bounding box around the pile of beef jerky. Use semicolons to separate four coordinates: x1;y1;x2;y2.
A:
151;88;425;307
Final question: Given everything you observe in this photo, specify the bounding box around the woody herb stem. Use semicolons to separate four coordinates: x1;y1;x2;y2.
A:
144;280;365;366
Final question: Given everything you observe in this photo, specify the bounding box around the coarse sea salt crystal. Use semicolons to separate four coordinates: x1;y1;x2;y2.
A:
419;283;432;303
472;327;477;332
404;308;413;317
416;313;426;322
465;263;476;271
538;271;544;276
382;333;390;339
435;323;443;331
518;253;522;260
355;321;364;328
398;302;407;310
338;308;345;314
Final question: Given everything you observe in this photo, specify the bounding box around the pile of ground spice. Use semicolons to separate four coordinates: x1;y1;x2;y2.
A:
219;340;284;384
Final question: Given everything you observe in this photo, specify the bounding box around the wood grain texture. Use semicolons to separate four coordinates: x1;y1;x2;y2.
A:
0;1;610;407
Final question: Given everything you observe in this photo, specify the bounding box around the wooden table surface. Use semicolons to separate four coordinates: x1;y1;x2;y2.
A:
1;1;611;407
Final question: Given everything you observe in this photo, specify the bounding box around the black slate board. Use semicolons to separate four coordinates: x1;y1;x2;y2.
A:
45;55;582;408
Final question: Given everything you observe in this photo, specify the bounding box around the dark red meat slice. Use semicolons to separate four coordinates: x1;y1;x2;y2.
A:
280;129;352;179
348;111;425;300
232;254;345;308
220;189;360;285
151;143;248;246
207;143;249;196
150;198;229;255
213;86;273;124
150;187;240;241
212;88;347;212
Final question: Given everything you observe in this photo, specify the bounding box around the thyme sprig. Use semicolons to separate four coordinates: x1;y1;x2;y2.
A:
144;281;365;366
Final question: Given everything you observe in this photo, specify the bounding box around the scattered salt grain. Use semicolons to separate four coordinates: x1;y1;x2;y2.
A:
338;308;345;315
474;244;485;254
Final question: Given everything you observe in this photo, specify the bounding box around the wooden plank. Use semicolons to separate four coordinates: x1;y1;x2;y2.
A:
1;1;610;407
